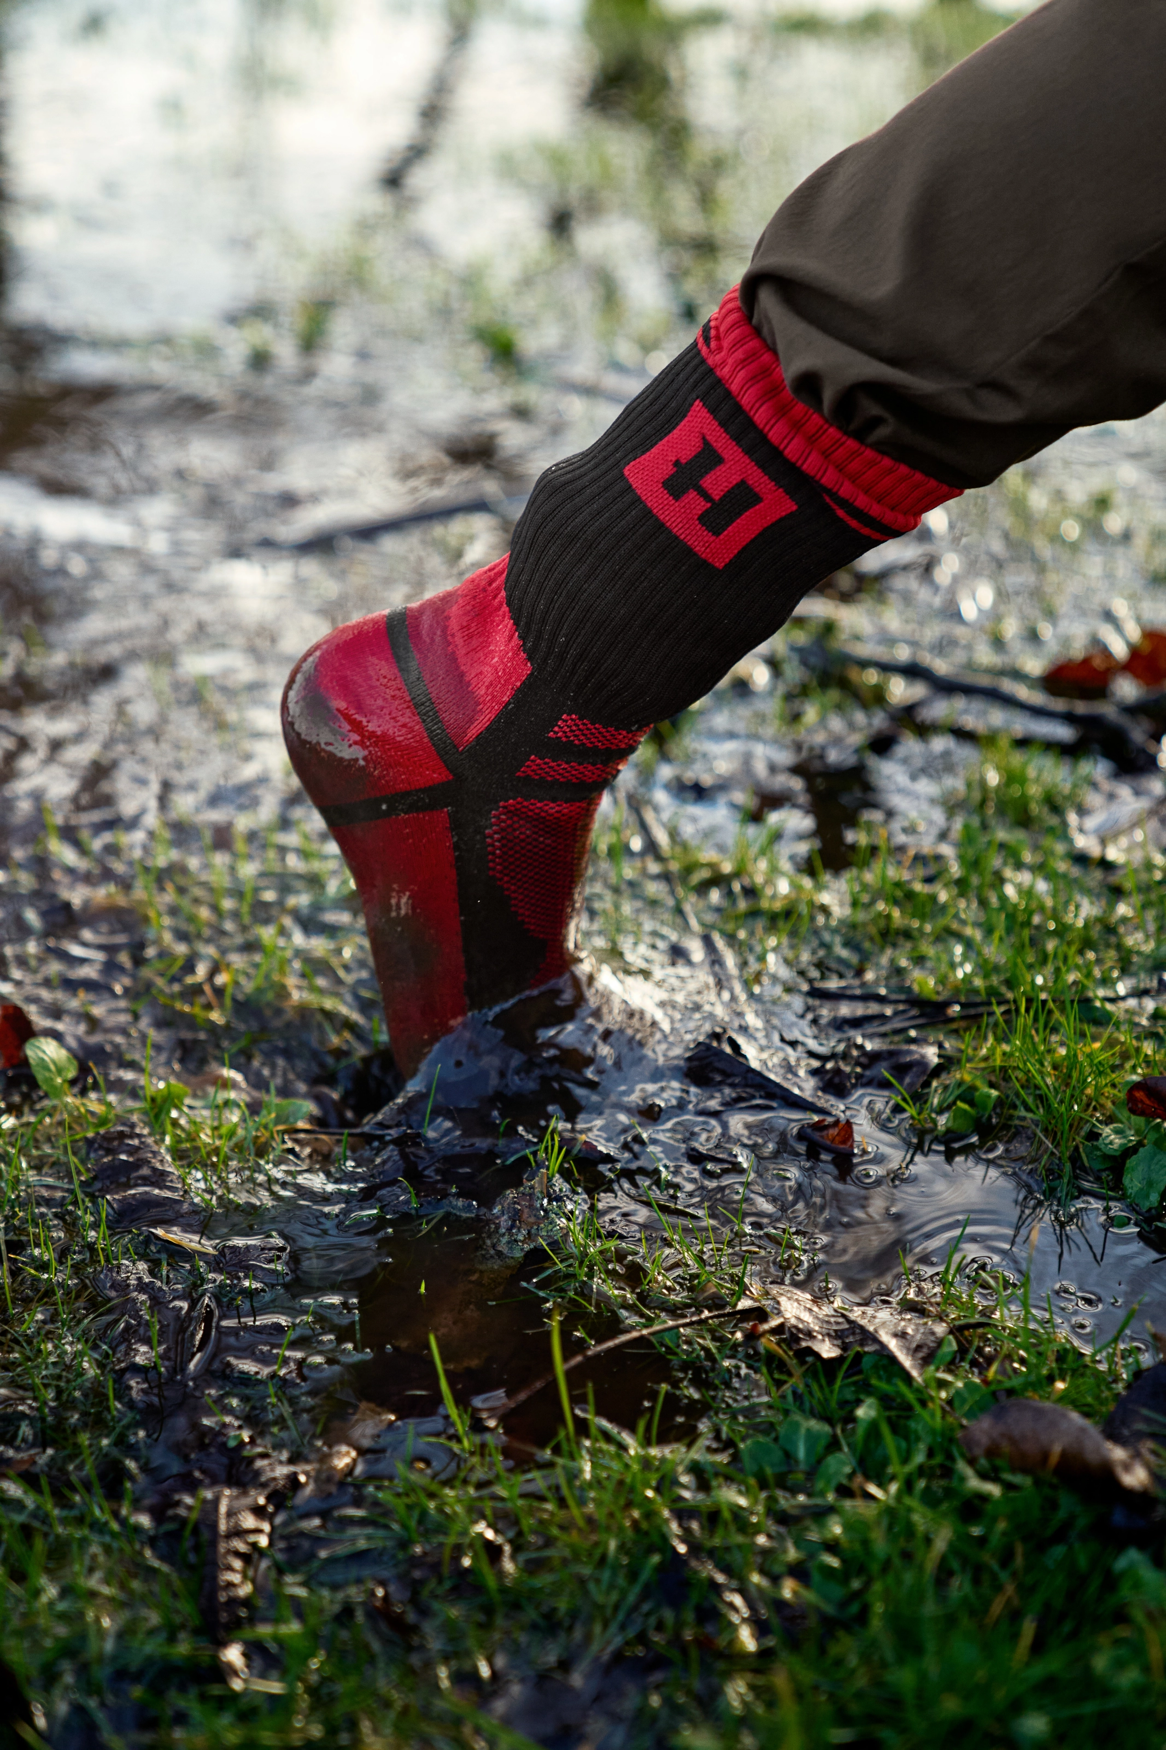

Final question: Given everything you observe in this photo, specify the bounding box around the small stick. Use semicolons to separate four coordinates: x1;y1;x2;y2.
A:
479;1303;766;1422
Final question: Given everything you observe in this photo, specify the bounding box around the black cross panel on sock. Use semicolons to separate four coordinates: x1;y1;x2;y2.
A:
316;610;622;1007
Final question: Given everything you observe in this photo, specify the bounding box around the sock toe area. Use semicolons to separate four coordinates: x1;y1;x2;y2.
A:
281;613;453;808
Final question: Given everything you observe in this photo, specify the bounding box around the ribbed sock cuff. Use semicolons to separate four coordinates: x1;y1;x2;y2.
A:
698;288;962;534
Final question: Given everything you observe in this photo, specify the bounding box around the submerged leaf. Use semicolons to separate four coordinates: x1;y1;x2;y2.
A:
25;1036;78;1098
1123;1142;1166;1211
960;1399;1156;1501
804;1116;855;1153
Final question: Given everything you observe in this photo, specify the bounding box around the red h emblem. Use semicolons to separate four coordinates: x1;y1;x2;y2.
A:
623;400;797;568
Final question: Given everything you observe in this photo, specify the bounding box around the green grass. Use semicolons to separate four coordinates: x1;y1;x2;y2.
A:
634;727;1166;1210
4;748;1166;1744
3;1078;1164;1746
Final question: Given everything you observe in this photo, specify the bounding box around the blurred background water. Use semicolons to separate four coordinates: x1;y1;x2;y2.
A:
1;0;1015;359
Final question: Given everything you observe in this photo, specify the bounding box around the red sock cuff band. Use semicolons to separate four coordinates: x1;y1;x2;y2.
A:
698;288;962;533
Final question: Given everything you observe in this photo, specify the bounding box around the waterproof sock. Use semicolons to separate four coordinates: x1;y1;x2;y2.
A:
283;288;959;1074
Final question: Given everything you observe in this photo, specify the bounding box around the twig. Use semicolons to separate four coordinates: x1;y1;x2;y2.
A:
258;492;529;554
381;13;473;192
478;1303;765;1422
812;644;1159;768
835;647;1125;728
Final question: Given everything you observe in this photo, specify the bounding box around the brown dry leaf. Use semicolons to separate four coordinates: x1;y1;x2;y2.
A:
1043;648;1119;699
1126;1077;1166;1121
755;1284;948;1382
960;1399;1156;1500
293;1443;358;1507
0;1003;35;1070
805;1116;855;1153
326;1401;398;1451
186;1067;257;1105
1122;628;1166;688
288;1126;335;1162
0;1452;39;1475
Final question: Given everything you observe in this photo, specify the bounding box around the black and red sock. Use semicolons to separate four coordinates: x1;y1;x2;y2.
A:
282;289;959;1073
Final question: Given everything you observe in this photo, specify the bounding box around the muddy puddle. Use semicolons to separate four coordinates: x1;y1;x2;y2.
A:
138;960;1166;1507
5;0;1166;1505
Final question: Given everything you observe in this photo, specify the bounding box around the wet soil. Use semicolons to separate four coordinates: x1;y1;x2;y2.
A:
5;0;1166;1565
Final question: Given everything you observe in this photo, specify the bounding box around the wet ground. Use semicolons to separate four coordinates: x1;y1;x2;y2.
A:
5;0;1166;1537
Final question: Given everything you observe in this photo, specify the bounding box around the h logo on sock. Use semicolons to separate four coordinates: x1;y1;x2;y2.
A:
624;401;797;567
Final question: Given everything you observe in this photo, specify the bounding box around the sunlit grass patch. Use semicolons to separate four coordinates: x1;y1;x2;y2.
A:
129;819;374;1042
641;732;1166;1200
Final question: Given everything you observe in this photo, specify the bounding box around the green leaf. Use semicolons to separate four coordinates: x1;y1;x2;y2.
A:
778;1413;833;1471
814;1450;853;1496
946;1102;979;1134
930;1334;958;1369
1083;1141;1121;1177
950;1379;993;1420
25;1037;78;1099
740;1438;784;1479
1123;1142;1166;1211
258;1095;314;1129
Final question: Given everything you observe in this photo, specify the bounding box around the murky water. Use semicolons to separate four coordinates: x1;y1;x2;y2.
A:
6;0;1166;1469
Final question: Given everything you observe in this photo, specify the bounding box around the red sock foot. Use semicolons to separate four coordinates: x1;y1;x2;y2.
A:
282;558;646;1074
284;290;957;1074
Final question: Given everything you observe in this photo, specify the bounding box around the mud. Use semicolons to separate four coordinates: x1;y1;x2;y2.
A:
5;0;1166;1545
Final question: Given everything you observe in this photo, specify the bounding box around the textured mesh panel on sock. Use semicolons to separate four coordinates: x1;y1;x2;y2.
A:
485;796;599;944
548;715;645;748
517;755;623;782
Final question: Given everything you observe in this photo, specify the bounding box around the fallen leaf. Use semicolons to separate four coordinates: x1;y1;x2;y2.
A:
853;1045;938;1096
186;1066;259;1106
0;1004;35;1070
288;1127;335;1162
146;1227;218;1256
1122;628;1166;689
0;1452;39;1475
293;1444;358;1508
960;1399;1156;1500
326;1401;398;1451
1126;1077;1166;1120
1042;648;1119;699
684;1038;828;1113
803;1116;855;1154
755;1284;947;1382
